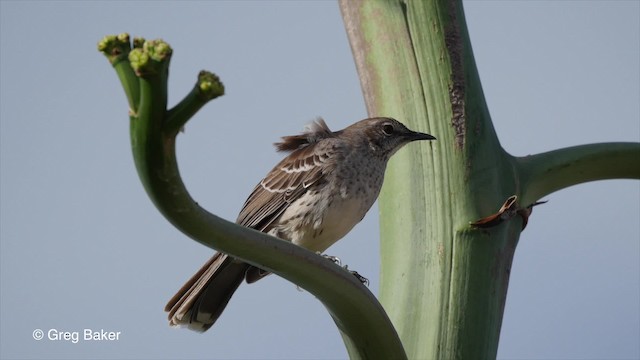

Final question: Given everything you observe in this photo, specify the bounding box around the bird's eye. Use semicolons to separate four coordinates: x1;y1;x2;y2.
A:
382;124;394;135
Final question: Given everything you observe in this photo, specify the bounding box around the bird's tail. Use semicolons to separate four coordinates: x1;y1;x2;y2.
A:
165;252;250;332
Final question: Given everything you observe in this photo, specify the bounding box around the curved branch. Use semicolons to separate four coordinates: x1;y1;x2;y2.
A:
99;35;406;359
517;142;640;204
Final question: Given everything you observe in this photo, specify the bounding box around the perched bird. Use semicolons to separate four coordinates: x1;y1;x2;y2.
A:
165;117;435;332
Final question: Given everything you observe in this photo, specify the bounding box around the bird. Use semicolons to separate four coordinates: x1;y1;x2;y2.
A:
164;117;436;332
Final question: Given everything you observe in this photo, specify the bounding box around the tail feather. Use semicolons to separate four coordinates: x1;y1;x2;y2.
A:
165;253;250;332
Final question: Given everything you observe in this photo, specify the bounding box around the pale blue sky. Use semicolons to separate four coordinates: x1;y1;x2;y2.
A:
1;1;638;359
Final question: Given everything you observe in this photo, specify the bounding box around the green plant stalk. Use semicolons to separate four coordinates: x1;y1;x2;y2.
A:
101;36;406;359
97;34;140;112
341;0;511;357
518;143;640;205
340;0;639;359
166;71;224;136
115;60;140;114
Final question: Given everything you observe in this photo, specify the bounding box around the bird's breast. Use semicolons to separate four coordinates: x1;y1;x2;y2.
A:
276;179;383;253
297;195;369;252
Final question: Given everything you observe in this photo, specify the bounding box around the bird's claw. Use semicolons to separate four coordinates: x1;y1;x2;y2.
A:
318;252;341;266
344;265;369;286
317;253;368;286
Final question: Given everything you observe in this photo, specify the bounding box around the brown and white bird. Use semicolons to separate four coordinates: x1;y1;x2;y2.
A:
165;117;435;332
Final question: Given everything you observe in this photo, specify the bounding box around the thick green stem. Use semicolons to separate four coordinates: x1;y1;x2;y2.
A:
341;1;512;358
100;36;406;359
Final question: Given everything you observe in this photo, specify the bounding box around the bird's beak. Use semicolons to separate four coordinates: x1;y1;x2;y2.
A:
407;131;436;141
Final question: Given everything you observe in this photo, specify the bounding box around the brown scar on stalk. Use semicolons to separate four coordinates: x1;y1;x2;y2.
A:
470;195;547;230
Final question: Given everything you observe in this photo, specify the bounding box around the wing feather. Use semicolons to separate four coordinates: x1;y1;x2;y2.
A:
236;141;337;232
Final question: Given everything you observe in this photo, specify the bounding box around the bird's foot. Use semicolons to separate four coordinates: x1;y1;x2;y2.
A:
317;252;341;266
343;265;369;286
317;252;368;286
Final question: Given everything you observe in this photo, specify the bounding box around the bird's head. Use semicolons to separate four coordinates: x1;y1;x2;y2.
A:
344;117;436;159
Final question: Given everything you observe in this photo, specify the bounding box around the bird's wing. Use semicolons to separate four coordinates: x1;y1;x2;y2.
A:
236;140;339;232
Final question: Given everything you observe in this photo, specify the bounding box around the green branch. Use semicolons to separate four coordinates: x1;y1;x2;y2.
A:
97;34;139;113
98;34;406;359
518;142;640;205
166;71;224;136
